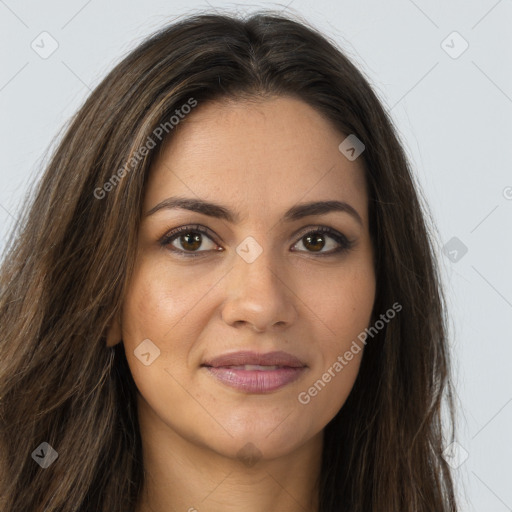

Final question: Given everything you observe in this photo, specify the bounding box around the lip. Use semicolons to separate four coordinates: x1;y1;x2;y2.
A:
202;350;306;368
201;350;308;393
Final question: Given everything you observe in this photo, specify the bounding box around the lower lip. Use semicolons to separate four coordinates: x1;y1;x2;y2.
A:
203;366;307;393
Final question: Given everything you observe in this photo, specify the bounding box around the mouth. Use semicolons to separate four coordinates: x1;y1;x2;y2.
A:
201;351;307;393
202;350;306;368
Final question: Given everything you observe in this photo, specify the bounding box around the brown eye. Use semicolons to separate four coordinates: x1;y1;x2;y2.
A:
160;225;219;256
302;233;326;252
160;224;354;259
177;232;202;251
292;227;354;256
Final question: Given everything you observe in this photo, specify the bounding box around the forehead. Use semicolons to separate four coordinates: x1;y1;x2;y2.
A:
144;96;368;225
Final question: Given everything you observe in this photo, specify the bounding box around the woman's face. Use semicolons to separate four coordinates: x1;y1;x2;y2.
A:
110;95;376;461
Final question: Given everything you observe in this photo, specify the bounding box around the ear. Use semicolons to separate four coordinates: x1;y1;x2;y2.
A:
106;313;122;347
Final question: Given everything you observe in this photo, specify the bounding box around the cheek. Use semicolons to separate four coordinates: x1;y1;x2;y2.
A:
119;260;192;383
300;350;363;428
121;257;212;341
297;261;375;419
119;262;197;412
120;256;226;393
305;259;376;344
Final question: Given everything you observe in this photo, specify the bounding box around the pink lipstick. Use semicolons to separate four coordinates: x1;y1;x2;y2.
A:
201;350;307;393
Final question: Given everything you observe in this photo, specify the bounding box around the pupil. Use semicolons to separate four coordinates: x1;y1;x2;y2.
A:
305;234;324;252
181;233;201;251
178;232;326;252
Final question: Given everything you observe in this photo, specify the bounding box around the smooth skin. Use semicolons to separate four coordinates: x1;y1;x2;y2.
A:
107;95;376;512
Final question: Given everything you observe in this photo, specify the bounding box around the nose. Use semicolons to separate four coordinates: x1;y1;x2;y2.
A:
220;244;298;333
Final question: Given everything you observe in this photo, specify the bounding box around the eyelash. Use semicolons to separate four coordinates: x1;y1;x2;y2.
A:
159;224;355;259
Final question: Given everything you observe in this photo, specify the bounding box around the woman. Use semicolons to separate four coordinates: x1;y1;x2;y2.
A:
0;11;458;512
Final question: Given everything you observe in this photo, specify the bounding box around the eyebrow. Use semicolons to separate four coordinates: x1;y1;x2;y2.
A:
145;196;363;226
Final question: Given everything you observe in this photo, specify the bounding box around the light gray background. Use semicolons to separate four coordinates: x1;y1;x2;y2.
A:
1;1;511;510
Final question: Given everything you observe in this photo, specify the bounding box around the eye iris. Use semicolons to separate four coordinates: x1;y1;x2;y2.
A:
304;233;325;252
169;230;338;254
180;232;202;251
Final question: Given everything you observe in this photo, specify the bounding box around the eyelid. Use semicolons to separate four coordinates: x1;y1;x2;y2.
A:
290;225;355;255
159;223;354;257
159;224;220;253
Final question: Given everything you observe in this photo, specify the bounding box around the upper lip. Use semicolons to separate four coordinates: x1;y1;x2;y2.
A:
202;350;306;368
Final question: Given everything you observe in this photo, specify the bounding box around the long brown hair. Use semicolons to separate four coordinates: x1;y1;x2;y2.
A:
0;10;457;511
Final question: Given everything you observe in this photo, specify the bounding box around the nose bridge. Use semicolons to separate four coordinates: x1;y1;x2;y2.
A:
232;235;282;299
221;235;296;331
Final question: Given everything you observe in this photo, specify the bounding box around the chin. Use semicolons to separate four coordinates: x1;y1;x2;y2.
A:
199;415;313;462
